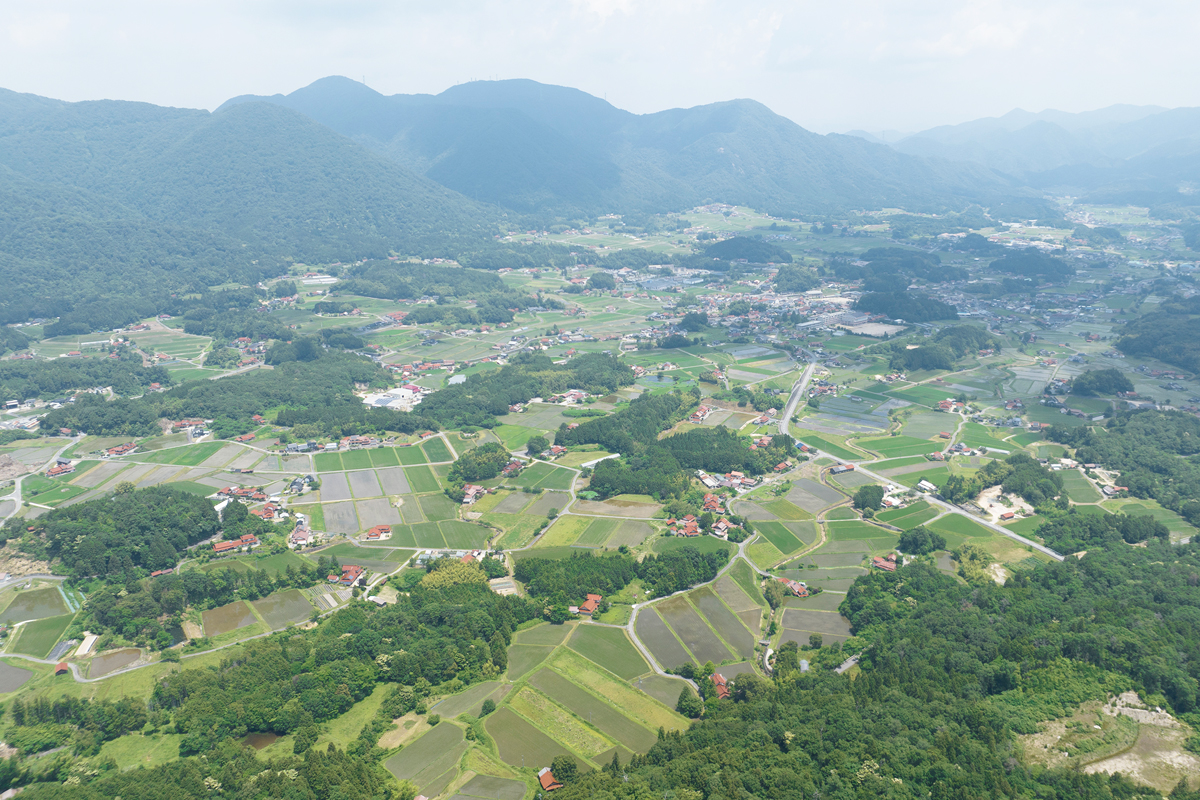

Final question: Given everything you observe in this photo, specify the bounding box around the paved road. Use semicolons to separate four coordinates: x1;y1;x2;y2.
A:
779;360;818;438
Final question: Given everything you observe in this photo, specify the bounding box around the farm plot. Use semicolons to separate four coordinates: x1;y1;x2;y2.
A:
576;518;618;546
656;596;732;665
384;722;469;792
198;444;242;469
368;448;401;467
322;502;360;534
860;435;945;458
226;450;263;471
528;668;657;752
12;614;73;658
507;643;555;680
690;586;754;658
526;491;568;517
782;608;854;637
755;521;804;555
372;465;410;496
421;437;452;462
517;623;573;646
348;470;383;498
319;472;352;502
440;520;490;548
0;661;32;693
419;493;459;521
902;412;952;439
604;520;653;548
635;609;693;671
394;446;430;466
829;470;876;490
494;493;532;514
1060;470;1102;503
433;680;511;718
760;499;812;520
787;479;844;512
71;461;126;488
784;591;846;611
827;520;896;541
353;498;403;528
313;452;343;472
929;513;995;539
572;498;661;518
404;465;440;493
0;587;69;624
251;590;315;629
340;450;374;471
549;649;688;732
485;707;586;770
202;601;257;636
509;685;614;757
790;433;865;461
567;625;649;679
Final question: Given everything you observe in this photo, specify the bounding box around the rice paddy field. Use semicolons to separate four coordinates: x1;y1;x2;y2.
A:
12;613;74;658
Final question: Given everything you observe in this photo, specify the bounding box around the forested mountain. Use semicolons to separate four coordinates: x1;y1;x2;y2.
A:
0;87;494;327
220;76;1026;217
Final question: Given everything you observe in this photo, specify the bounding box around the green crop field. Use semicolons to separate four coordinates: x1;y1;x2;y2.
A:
421;437;452;462
930;513;994;539
791;433;864;461
548;649;688;732
858;435;944;457
889;507;940;530
652;537;733;556
313;452;343;472
756;521;803;554
506;644;555;680
567;625;649;679
13;613;74;658
876;500;930;522
341;449;374;470
368;448;400;467
827;521;897;540
485;707;585;770
137;441;224;465
760;499;812;520
729;560;764;605
528;668;657;753
873;455;930;471
1060;470;1102;503
404;465;441;493
396;446;430;466
576;518;618;546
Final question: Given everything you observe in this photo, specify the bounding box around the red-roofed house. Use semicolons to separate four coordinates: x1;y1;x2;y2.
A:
711;672;731;700
366;525;390;540
871;554;898;572
329;564;365;586
578;593;602;615
538;768;563;791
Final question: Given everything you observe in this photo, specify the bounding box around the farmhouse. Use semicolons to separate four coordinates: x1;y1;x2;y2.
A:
329;564;366;586
366;525;391;540
871;554;898;572
578;593;602;615
538;768;563;792
711;672;731;700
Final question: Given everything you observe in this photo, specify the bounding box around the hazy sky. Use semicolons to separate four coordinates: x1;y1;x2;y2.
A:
2;0;1197;133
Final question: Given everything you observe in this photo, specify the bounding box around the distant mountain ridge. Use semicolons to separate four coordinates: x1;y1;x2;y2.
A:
847;104;1200;210
220;76;1026;216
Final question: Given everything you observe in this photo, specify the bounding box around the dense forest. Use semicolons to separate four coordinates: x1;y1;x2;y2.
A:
657;427;796;475
771;263;819;292
833;247;966;284
1046;409;1200;526
1070;368;1134;396
1116;295;1200;372
41;351;393;437
527;537;1200;800
448;442;511;481
420;353;634;429
876;324;1000;371
704;237;792;264
988;250;1075;280
0;359;171;403
855;291;959;322
1;486;220;578
514;545;727;603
